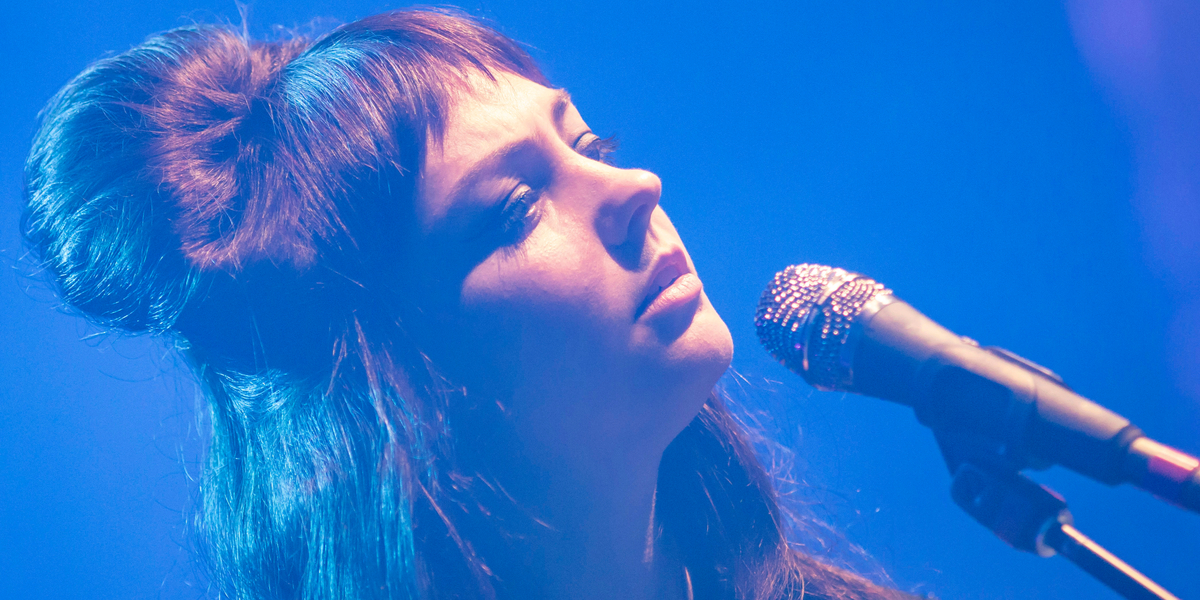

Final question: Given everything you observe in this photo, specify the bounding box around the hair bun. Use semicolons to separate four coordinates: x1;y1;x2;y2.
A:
22;26;309;334
144;30;309;270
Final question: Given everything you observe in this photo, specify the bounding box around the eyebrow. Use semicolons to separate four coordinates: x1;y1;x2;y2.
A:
444;88;575;214
551;88;572;127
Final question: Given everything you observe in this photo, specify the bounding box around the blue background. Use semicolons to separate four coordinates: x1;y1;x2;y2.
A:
2;1;1198;598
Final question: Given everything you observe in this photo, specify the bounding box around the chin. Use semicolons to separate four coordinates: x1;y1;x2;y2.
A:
650;293;734;434
683;294;732;369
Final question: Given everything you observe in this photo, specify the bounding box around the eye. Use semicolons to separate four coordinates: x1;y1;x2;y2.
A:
497;183;542;244
573;132;619;164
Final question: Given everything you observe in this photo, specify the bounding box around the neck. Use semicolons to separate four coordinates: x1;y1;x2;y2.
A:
471;423;690;600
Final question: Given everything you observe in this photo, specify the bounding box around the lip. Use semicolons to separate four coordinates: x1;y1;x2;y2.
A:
635;249;703;321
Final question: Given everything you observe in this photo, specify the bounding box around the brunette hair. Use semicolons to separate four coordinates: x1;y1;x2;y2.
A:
22;8;906;600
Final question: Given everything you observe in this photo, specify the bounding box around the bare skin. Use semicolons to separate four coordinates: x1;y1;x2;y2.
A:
399;71;734;600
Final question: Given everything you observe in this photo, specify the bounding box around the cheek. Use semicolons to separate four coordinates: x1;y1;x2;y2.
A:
456;225;632;370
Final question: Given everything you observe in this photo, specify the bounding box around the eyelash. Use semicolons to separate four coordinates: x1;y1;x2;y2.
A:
495;132;620;245
499;185;539;242
575;133;619;165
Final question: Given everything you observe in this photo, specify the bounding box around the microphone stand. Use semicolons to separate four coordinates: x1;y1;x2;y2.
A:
937;435;1181;600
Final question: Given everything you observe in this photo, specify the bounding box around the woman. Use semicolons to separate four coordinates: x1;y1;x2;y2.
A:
22;8;907;600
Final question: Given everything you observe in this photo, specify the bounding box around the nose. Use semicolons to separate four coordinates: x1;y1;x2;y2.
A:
593;167;662;249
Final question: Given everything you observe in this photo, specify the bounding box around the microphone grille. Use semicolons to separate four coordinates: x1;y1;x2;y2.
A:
755;264;892;390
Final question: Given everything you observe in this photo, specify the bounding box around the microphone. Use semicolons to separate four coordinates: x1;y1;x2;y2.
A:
755;263;1200;514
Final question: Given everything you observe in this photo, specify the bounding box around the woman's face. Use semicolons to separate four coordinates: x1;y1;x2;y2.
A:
401;71;733;466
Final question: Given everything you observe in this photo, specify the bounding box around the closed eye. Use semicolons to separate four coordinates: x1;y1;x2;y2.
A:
497;184;541;245
573;132;619;164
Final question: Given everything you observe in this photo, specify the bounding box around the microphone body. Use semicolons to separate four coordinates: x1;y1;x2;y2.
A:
756;264;1200;513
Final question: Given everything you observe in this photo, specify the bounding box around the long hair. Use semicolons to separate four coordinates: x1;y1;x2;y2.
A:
22;9;905;600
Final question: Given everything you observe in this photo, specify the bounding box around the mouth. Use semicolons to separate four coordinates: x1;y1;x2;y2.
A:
635;251;702;320
650;261;684;298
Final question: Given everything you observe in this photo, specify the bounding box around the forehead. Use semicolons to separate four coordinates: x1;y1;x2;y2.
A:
416;72;570;229
436;72;559;167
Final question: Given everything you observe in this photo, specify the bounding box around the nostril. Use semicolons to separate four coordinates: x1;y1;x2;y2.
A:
605;202;655;270
595;168;661;249
626;202;654;245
